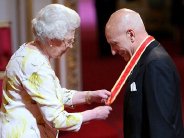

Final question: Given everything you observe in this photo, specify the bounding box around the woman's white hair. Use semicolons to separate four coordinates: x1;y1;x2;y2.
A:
32;4;80;40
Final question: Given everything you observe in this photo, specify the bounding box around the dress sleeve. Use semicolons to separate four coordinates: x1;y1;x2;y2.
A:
21;57;82;131
143;59;179;137
53;78;77;108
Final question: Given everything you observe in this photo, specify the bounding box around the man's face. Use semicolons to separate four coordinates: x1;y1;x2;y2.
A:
105;28;132;62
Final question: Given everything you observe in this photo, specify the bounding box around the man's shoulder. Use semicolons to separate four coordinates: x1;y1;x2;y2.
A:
145;45;170;64
144;45;178;73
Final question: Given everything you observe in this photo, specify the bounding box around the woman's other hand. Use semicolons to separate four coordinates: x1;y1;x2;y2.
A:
81;106;112;122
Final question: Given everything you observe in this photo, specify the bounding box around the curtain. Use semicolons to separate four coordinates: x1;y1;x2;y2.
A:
0;26;12;71
0;25;12;105
0;80;2;104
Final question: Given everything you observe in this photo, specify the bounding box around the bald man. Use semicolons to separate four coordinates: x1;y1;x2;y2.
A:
105;9;184;138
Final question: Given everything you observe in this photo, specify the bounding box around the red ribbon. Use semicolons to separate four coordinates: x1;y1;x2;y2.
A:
106;36;155;105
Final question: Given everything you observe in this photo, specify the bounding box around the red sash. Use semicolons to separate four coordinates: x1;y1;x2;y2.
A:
106;36;155;105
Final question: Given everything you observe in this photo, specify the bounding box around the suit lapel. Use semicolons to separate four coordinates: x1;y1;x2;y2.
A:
127;40;160;84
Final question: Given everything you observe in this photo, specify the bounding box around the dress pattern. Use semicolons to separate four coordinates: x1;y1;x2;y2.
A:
0;44;82;138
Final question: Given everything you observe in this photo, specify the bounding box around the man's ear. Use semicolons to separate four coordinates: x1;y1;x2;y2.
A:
126;29;135;43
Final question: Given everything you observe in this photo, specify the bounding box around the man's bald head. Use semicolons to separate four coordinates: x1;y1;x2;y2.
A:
105;8;149;61
106;8;146;35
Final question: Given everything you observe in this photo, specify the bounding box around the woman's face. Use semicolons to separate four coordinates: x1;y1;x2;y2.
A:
47;31;75;58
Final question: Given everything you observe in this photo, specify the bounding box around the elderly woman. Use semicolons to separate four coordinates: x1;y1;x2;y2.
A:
0;4;112;138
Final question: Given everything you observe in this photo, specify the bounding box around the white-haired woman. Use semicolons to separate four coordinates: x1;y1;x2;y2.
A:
0;4;112;138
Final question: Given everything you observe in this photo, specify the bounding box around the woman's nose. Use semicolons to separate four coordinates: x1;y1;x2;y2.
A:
68;44;73;48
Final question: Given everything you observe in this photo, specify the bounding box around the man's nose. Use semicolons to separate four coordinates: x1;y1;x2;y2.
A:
111;49;116;55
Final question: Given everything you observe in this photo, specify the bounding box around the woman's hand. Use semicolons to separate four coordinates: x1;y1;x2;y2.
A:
86;89;111;104
81;106;112;122
91;106;112;120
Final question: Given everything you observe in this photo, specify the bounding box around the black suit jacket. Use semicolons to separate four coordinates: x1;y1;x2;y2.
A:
124;40;184;138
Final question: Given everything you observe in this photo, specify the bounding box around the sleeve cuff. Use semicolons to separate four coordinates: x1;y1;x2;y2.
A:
65;90;77;108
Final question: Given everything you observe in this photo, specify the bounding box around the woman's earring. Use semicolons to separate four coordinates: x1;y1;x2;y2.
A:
50;45;53;47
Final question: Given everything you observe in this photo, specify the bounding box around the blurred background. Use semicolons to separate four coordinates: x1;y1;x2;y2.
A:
0;0;183;138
